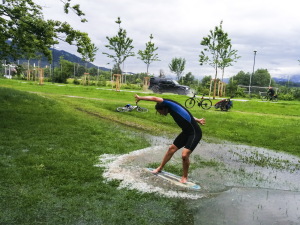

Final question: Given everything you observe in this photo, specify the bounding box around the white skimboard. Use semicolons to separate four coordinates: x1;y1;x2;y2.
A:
146;168;201;190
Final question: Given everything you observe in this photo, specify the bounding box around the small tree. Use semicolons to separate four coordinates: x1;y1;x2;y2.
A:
103;17;135;75
137;34;160;74
181;72;196;86
199;21;230;98
219;44;240;82
159;69;165;78
169;57;186;81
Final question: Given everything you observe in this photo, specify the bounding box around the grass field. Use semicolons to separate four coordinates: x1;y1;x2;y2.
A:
1;79;299;224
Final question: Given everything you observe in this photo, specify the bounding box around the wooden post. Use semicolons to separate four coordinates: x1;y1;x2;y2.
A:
113;74;122;91
143;76;150;92
38;68;44;85
27;69;31;81
82;73;90;85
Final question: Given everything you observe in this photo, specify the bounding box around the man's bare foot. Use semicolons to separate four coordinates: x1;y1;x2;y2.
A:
151;168;161;174
180;177;187;183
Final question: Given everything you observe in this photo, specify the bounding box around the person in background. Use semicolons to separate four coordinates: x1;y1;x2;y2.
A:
267;86;275;100
135;94;206;183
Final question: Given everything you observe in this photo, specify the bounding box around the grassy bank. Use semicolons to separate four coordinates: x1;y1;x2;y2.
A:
1;79;300;224
1;79;299;154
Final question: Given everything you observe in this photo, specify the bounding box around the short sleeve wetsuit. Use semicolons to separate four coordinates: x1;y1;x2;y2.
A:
162;99;202;151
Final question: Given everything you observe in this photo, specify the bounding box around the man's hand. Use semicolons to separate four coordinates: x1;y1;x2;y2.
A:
135;94;140;103
195;118;206;125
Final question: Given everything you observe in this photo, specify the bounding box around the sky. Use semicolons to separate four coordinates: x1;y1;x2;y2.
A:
36;0;300;80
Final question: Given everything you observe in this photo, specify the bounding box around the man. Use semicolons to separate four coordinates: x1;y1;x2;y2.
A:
267;86;275;100
135;94;205;183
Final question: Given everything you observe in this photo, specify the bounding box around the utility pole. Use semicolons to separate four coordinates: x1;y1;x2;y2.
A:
249;50;257;97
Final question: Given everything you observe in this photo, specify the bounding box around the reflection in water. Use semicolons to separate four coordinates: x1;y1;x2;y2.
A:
96;137;300;224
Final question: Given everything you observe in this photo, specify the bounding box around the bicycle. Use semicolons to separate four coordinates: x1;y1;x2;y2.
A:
260;92;278;102
116;103;148;113
184;93;212;110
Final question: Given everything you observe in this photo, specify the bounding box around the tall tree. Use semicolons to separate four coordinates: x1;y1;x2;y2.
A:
137;34;160;75
233;70;250;86
169;57;186;81
199;21;231;98
103;17;135;75
0;0;97;62
181;72;196;86
252;69;273;87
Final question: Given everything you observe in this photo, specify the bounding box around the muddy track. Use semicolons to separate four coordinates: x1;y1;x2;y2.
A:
74;107;150;132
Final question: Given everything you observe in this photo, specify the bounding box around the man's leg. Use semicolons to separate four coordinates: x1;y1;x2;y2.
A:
151;144;179;174
181;148;192;183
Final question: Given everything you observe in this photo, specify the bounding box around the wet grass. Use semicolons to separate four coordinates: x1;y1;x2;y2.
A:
1;79;300;223
0;87;193;224
230;150;300;172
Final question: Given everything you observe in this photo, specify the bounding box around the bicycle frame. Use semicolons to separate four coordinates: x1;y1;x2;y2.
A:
185;93;212;110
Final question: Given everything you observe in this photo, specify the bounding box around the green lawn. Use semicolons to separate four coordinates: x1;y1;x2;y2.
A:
0;79;299;224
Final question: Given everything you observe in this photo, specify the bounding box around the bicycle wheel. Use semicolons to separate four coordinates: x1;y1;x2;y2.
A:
200;99;212;110
262;96;268;101
116;107;130;112
271;96;278;102
136;107;148;113
185;98;196;108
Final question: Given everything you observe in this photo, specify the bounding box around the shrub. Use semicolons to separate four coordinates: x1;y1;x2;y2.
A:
279;94;294;101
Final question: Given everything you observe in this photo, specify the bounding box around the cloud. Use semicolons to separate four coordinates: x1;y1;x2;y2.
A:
36;0;300;78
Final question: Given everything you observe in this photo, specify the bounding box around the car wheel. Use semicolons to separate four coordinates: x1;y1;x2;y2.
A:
152;85;160;93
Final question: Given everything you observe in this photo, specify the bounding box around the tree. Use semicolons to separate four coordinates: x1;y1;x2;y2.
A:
169;57;186;81
201;75;212;89
103;17;135;75
233;70;250;86
52;56;74;83
199;21;231;99
252;69;274;87
0;0;97;62
137;34;160;74
181;72;196;86
159;69;165;78
219;44;240;82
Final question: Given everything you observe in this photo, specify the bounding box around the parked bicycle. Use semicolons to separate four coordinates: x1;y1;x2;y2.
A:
184;93;212;110
116;103;148;112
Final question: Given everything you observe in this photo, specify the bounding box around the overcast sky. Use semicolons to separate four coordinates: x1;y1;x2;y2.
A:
36;0;300;79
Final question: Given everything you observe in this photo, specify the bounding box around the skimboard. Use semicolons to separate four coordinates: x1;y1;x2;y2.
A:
146;168;201;190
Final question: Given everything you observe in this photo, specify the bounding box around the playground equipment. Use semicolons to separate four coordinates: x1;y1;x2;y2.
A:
82;73;90;85
143;76;150;91
27;67;44;85
3;64;16;79
112;74;122;91
209;79;226;98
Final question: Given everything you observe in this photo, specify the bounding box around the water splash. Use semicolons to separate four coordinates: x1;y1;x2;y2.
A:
95;147;206;199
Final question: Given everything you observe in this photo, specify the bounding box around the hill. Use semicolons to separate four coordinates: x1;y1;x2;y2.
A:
16;48;109;71
273;75;300;87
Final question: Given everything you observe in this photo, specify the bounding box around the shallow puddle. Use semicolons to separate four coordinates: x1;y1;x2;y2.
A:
96;137;300;224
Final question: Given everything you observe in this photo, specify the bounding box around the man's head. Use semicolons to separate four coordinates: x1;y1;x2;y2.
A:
155;102;168;115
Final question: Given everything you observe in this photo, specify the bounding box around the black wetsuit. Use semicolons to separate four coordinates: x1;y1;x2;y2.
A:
162;99;202;151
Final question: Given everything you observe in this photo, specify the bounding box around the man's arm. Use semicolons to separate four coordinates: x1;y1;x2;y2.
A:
135;94;163;103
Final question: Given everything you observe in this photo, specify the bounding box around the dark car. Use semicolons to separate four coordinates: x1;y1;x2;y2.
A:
149;77;190;95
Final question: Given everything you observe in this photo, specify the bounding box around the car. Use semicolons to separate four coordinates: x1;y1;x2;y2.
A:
149;77;190;95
